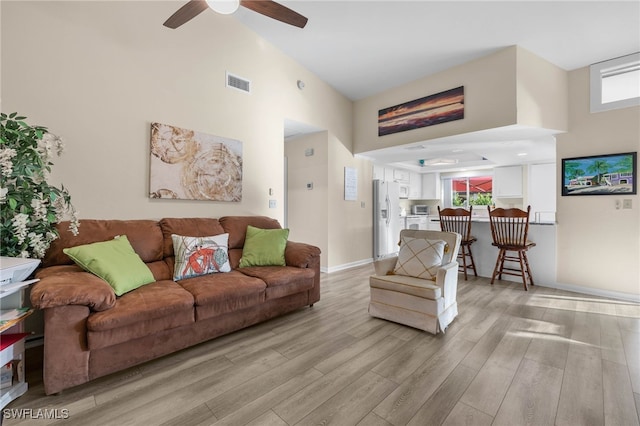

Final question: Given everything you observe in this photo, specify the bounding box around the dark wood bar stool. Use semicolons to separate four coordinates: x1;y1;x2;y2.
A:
488;205;536;290
438;206;477;280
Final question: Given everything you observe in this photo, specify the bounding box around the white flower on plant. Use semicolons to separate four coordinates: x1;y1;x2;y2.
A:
11;213;30;245
31;193;48;220
39;133;64;161
46;231;58;243
69;209;80;236
0;148;17;177
1;113;79;259
53;196;80;236
27;232;48;259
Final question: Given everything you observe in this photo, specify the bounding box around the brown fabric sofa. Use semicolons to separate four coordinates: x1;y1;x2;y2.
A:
30;216;321;395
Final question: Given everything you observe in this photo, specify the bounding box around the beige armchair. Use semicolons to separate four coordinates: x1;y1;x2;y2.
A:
369;229;462;334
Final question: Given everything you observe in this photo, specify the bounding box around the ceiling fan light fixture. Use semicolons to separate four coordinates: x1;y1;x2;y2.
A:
206;0;240;15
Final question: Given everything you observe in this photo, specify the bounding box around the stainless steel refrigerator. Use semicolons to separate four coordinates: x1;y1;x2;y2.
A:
373;179;401;259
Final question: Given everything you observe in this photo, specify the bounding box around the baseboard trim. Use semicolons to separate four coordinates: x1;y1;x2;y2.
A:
322;258;373;274
321;259;640;303
535;281;640;303
26;334;44;348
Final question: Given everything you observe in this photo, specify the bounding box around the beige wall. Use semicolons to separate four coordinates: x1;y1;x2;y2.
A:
286;131;373;271
285;131;329;267
353;46;518;154
354;46;569;155
327;133;373;269
516;47;568;131
556;67;639;296
1;2;352;235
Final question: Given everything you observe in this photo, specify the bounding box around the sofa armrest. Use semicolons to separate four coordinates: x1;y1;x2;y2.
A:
31;267;116;311
372;256;398;276
285;241;321;268
436;261;459;305
41;305;91;395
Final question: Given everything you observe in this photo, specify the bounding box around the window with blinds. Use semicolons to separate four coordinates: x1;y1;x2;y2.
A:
590;52;640;112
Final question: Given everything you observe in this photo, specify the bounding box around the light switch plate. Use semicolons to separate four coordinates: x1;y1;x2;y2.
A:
269;199;276;209
623;199;632;209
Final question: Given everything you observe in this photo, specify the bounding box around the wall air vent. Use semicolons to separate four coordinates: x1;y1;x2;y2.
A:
226;72;251;94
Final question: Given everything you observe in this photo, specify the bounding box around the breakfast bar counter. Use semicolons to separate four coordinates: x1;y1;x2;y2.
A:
429;217;557;285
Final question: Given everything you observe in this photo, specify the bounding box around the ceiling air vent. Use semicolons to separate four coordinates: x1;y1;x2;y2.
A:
226;72;251;94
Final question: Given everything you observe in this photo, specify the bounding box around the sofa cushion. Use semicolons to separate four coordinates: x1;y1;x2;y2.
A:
393;236;447;280
219;216;282;249
177;271;266;321
239;226;289;267
32;267;116;311
239;266;315;300
370;274;442;300
44;219;164;268
87;280;195;349
159;218;225;259
63;235;155;296
172;233;231;280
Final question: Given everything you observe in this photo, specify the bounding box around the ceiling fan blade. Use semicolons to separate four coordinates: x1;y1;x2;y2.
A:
241;1;308;28
164;0;209;29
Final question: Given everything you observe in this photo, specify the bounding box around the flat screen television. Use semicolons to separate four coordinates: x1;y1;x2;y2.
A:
561;151;637;196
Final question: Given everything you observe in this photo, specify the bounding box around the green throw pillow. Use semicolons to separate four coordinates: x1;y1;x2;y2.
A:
238;226;289;267
63;235;155;296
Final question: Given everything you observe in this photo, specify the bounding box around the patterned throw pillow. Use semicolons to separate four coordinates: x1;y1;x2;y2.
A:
393;236;447;280
172;233;231;280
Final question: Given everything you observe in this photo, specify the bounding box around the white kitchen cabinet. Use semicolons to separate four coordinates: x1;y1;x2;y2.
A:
393;168;410;183
421;173;441;200
493;165;523;198
372;164;384;180
373;166;399;183
426;216;441;230
384;167;395;182
417;216;429;230
408;172;422;199
528;163;556;222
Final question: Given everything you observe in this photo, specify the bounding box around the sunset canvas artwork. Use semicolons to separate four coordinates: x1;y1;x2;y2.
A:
378;86;464;136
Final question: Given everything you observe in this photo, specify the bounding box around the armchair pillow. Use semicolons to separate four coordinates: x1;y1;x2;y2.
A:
239;226;289;267
393;236;447;280
172;233;231;280
63;235;155;296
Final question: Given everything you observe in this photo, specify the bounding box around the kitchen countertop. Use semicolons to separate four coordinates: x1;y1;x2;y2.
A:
427;217;557;225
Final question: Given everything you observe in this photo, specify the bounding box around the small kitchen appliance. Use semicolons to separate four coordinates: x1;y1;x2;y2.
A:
411;205;430;215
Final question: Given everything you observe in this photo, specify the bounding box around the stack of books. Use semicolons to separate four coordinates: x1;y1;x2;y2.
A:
0;308;32;330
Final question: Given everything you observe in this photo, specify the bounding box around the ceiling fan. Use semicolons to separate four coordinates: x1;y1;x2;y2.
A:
164;0;308;29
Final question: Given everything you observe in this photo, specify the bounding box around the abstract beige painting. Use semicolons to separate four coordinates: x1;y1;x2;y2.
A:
149;122;242;201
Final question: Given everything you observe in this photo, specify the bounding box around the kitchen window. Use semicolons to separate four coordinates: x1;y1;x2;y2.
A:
442;175;493;208
590;52;640;113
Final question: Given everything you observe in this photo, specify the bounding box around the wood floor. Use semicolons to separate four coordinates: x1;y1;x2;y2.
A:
5;265;640;426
